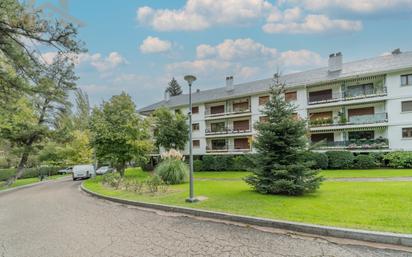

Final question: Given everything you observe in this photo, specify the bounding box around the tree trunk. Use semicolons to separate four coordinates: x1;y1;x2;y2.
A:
6;148;30;186
117;162;126;177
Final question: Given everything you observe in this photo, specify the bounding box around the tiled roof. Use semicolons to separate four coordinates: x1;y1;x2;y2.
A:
138;51;412;113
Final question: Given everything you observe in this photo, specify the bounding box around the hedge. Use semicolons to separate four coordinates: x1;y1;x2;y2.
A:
0;166;62;181
325;151;354;169
301;151;328;169
384;151;412;168
354;154;378;169
194;155;253;172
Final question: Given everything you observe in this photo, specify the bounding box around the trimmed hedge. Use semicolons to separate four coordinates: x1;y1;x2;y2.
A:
354;154;378;169
193;155;253;172
326;151;354;169
0;167;62;181
384;151;412;168
301;151;328;169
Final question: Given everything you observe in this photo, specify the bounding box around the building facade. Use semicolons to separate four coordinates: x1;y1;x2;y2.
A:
139;50;412;155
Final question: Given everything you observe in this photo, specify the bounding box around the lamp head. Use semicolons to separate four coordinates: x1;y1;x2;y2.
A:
184;75;197;84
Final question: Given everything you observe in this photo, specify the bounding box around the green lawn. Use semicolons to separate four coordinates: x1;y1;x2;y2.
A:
0;174;68;191
192;169;412;180
84;168;412;234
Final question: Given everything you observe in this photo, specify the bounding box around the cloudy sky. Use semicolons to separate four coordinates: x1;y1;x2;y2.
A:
36;0;412;109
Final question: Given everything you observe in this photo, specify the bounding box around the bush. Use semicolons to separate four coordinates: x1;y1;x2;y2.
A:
354;154;378;169
384;151;412;168
0;166;62;181
155;159;188;184
145;175;167;193
369;152;385;167
301;151;328;169
0;169;16;181
232;155;254;171
326;151;354;169
193;160;203;172
102;173;123;189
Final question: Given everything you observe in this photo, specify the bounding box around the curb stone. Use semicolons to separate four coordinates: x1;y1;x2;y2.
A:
81;183;412;248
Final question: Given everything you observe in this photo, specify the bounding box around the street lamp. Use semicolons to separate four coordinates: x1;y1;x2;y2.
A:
184;75;197;203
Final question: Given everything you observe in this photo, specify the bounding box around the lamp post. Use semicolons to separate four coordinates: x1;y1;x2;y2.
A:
184;75;197;203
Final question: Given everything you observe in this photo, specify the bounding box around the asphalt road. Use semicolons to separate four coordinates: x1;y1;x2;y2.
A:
0;178;410;257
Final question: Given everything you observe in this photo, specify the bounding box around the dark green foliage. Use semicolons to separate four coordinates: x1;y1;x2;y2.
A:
152;107;189;151
326;151;354;169
301;151;329;169
245;81;322;196
165;78;183;96
201;155;234;171
193;160;203;172
232;155;254;171
384;151;412;168
155;159;188;184
354;155;378;169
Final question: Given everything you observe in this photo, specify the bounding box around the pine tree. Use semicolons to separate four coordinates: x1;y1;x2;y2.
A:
166;78;183;96
245;75;322;196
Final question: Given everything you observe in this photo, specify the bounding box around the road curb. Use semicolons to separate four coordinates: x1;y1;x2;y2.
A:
81;183;412;247
0;176;69;195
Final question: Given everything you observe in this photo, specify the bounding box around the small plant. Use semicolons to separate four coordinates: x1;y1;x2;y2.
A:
155;158;188;184
102;173;123;189
130;179;144;194
145;175;164;194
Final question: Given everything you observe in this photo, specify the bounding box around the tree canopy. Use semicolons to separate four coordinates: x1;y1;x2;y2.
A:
152;107;189;151
90;92;153;176
165;77;182;96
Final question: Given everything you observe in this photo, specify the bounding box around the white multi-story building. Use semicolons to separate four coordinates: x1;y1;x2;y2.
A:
139;50;412;155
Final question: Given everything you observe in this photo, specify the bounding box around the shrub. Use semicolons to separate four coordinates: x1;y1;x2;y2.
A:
0;169;16;181
193;160;203;172
201;156;216;171
0;167;62;181
326;151;354;169
369;152;385;167
155;159;188;184
145;175;165;193
354;154;378;169
232;155;254;171
301;151;328;169
384;151;412;168
102;173;123;189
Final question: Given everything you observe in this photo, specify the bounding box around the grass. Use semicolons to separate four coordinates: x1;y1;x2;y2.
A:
192;169;412;180
84;168;412;234
0;174;69;191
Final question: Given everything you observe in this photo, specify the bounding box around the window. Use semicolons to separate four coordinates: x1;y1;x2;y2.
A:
192;106;199;114
192;123;199;131
348;131;374;140
346;83;374;97
401;74;412;86
401;101;412;112
192;140;200;148
210;105;225;115
234;138;250;150
285;91;297;102
311;133;334;143
232;98;249;112
308;89;332;103
259;95;269;105
210;122;225;132
211;139;226;150
402;128;412;138
259;116;268;123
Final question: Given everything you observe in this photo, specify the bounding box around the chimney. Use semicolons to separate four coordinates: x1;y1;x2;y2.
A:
392;48;401;55
196;89;200;93
225;76;234;91
328;52;342;72
164;90;170;102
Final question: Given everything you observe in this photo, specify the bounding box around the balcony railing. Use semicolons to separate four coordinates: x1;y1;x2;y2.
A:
309;113;388;128
311;138;389;150
205;126;252;135
206;144;251;153
204;106;251;117
308;87;387;105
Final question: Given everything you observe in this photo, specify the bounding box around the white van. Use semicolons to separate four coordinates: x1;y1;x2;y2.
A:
72;164;96;180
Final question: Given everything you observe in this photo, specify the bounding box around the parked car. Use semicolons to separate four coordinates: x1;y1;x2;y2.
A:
72;164;95;180
96;166;115;175
58;167;72;174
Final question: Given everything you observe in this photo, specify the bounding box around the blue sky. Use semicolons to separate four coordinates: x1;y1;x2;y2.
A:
35;0;412;108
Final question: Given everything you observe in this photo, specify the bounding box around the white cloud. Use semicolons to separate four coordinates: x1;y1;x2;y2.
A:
196;38;277;61
263;14;362;34
136;0;274;31
278;49;324;66
41;51;127;72
285;0;412;13
139;36;172;54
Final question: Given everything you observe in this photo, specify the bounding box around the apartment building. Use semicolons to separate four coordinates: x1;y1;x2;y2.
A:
138;50;412;155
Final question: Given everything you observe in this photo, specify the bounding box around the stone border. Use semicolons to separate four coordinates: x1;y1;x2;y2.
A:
0;176;70;195
81;183;412;247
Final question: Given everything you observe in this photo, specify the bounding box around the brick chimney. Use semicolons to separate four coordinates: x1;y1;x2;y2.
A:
328;52;343;72
226;76;234;91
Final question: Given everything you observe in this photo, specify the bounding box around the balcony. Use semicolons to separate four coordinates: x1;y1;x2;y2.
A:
206;144;251;153
205;126;252;136
205;98;251;119
309;113;388;128
307;87;387;105
311;138;389;150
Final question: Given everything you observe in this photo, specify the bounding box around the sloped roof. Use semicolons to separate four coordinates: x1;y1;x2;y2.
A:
138;51;412;113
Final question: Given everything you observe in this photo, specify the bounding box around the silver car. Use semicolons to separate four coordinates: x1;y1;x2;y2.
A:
96;166;115;175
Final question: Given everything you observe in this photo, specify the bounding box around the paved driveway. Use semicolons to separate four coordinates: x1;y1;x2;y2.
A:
0;178;410;257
